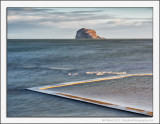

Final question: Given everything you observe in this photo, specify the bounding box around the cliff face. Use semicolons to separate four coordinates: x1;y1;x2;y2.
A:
75;28;105;39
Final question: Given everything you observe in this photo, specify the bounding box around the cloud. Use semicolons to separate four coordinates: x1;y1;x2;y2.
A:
8;15;46;22
8;12;111;23
71;10;103;13
7;7;151;25
7;8;115;29
103;19;152;27
7;8;153;39
8;8;55;13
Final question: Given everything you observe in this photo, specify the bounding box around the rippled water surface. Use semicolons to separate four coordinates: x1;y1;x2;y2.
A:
7;39;153;117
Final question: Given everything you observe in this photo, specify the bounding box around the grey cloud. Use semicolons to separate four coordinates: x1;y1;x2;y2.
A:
95;20;152;31
7;8;105;16
8;7;152;25
116;18;152;21
8;9;114;24
8;22;45;30
8;8;55;12
71;10;103;13
7;8;56;16
8;12;152;32
7;8;153;39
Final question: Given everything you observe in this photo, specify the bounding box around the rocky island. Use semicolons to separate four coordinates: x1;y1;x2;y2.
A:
75;28;105;39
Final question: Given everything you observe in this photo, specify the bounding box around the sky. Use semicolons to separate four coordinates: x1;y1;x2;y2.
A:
7;7;153;39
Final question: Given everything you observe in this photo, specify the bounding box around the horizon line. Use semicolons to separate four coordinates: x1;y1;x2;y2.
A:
7;38;153;40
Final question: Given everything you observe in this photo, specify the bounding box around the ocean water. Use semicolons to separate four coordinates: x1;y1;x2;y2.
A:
7;39;153;117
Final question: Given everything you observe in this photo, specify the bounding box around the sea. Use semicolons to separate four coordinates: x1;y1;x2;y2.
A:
7;39;153;117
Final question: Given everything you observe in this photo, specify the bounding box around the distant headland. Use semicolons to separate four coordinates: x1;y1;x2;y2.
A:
75;28;105;39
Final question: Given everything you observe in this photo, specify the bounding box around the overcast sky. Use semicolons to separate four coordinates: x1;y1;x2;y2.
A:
7;7;152;39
